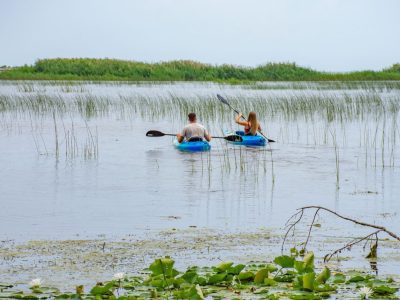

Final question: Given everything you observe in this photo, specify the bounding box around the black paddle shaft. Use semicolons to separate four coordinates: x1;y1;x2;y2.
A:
146;130;242;142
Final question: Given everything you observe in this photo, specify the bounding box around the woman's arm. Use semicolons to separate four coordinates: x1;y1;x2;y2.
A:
235;113;249;126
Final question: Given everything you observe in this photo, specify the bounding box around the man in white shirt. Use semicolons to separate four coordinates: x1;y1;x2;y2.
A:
177;113;211;143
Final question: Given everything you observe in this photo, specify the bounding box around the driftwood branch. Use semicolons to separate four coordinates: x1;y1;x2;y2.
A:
323;230;381;262
282;206;400;262
281;209;304;253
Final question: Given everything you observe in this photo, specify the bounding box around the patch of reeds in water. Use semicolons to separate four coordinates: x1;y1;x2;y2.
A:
0;83;398;170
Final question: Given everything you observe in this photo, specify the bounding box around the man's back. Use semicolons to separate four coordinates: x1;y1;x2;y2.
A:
181;123;208;140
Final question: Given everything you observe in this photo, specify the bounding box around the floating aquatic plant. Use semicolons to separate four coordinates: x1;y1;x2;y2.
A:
1;251;398;299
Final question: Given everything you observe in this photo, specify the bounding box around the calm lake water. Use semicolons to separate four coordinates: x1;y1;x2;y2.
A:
0;80;399;242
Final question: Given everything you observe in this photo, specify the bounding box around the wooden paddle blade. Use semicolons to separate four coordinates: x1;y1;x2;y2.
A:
217;94;229;105
146;130;165;137
225;135;243;142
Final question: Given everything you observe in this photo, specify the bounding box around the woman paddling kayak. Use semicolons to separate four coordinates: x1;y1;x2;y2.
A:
235;112;262;136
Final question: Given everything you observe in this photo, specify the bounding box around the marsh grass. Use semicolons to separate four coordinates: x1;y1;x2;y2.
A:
2;82;399;125
0;81;398;169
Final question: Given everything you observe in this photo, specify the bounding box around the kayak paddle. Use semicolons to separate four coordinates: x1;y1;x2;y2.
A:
146;130;243;142
217;94;276;143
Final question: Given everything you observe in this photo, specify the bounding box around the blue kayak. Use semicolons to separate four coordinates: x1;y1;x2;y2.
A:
173;138;211;152
224;131;266;147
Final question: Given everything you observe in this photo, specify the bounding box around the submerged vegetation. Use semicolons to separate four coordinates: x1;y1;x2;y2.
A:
0;251;399;299
1;58;400;82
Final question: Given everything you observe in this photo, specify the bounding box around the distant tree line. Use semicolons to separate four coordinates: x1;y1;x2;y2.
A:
1;58;399;81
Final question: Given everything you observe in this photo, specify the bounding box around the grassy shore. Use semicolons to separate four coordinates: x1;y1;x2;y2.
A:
1;58;400;82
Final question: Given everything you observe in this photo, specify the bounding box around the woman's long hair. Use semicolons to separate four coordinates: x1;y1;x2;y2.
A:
248;111;258;135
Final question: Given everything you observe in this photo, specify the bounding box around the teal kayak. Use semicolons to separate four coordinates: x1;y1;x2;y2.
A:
224;131;266;147
173;138;211;152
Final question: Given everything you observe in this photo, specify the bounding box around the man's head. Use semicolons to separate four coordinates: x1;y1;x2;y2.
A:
188;112;196;122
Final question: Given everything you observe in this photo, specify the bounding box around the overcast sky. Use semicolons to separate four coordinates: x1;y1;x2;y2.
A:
1;0;399;71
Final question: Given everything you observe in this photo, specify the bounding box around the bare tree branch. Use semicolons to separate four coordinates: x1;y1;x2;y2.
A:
281;209;304;253
304;207;320;250
282;206;400;262
300;206;400;241
323;230;382;262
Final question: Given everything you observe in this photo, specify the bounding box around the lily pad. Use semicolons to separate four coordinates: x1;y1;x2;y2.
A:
372;285;398;295
238;271;254;281
215;262;234;272
207;273;227;284
149;257;177;278
227;264;246;275
274;255;295;268
254;269;269;284
346;275;366;283
302;272;316;291
315;267;331;284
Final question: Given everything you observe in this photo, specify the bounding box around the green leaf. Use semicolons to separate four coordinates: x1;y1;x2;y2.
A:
90;282;115;296
265;264;278;273
293;274;304;289
149;258;176;278
290;247;299;257
373;285;398;295
294;260;305;274
267;294;280;300
315;267;331;284
331;273;346;284
54;294;82;299
116;296;142;300
264;278;277;286
227;264;245;275
254;269;269;284
275;272;296;282
274;255;295;268
207;273;227;284
253;287;269;294
215;262;234;272
302;272;315;291
15;295;40;299
196;276;207;286
31;287;60;295
237;271;254;281
149;278;176;288
303;252;314;271
225;274;234;282
346;275;366;283
289;293;322;300
186;284;204;300
181;271;198;284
